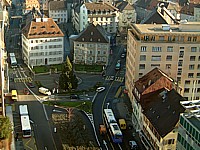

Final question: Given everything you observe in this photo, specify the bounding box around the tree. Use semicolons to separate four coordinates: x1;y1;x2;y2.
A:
0;117;12;140
59;57;78;91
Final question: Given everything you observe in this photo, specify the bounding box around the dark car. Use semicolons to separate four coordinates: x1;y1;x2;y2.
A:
70;94;79;99
27;82;34;88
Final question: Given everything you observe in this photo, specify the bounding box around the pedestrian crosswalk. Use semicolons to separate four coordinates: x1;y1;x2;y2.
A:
14;77;32;83
87;114;94;124
105;76;124;82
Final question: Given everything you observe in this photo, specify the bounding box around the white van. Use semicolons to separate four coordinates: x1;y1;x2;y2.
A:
39;87;51;95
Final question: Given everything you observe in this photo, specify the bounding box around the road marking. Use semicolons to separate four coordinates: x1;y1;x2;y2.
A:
24;138;33;150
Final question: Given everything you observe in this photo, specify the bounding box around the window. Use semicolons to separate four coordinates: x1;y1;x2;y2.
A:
168;36;172;41
167;46;173;52
179;51;184;58
188;37;192;41
141;46;147;52
140;55;146;61
159;36;164;41
166;55;172;61
184;88;190;93
151;36;155;41
180;36;184;41
151;55;161;61
198;64;200;69
144;36;149;41
151;64;160;67
166;64;171;69
178;60;183;66
197;88;200;93
185;80;190;84
177;68;182;75
189;65;195;70
191;47;197;52
139;64;145;69
139;73;143;76
193;37;197;42
199;56;200;61
152;47;162;52
197;73;200;78
190;56;196;61
188;73;194;78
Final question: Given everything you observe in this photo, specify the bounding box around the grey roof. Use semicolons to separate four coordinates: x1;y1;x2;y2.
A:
74;23;109;43
141;88;185;138
49;1;68;11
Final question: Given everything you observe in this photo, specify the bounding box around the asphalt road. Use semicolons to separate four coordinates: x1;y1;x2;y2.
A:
92;45;126;150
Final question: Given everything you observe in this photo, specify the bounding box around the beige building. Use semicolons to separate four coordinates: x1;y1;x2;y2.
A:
23;0;40;14
115;1;136;30
194;5;200;22
73;23;110;66
125;23;200;101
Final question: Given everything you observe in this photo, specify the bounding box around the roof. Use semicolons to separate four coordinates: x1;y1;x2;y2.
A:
141;88;185;138
141;4;178;24
134;68;174;94
180;3;198;15
74;23;109;43
115;1;134;12
22;17;64;39
136;0;160;10
49;1;68;10
85;2;118;11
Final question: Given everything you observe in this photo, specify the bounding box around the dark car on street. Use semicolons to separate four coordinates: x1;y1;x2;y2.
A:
27;82;34;88
70;94;79;99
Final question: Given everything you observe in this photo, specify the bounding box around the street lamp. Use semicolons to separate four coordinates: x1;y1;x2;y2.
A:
106;102;109;109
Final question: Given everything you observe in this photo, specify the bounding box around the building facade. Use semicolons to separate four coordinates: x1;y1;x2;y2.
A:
115;1;136;30
125;23;200;101
22;17;64;68
23;0;40;15
73;23;110;66
49;1;68;24
177;100;200;150
72;2;119;34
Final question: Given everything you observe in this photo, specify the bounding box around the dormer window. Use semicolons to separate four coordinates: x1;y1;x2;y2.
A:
90;38;92;41
91;32;93;35
41;26;45;28
98;39;100;42
51;25;55;28
82;38;84;41
32;26;36;29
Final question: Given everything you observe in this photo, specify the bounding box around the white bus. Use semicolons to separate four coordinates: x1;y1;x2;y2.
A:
20;115;31;138
19;105;28;116
9;53;17;68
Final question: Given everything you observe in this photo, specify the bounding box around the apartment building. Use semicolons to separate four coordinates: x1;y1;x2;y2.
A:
72;1;119;34
115;1;136;30
194;5;200;22
177;100;200;150
21;17;64;68
49;1;68;24
131;68;185;150
23;0;40;15
125;23;200;101
73;23;110;66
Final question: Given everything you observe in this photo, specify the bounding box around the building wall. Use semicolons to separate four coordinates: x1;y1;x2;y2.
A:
73;41;109;66
118;9;136;30
126;24;200;100
194;7;200;22
177;114;200;150
74;3;119;34
22;35;64;67
49;9;68;24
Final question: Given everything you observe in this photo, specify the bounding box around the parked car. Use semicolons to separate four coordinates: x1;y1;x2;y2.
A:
129;141;138;149
23;88;30;95
121;53;126;58
96;87;106;92
70;94;79;99
27;82;34;88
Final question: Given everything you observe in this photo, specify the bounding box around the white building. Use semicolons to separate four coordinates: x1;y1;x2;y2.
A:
21;17;64;68
49;1;68;24
72;1;119;34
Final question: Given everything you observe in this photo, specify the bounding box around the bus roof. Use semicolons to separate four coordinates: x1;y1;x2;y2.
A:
19;105;28;115
119;119;126;124
21;115;31;130
110;123;122;136
104;109;117;123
